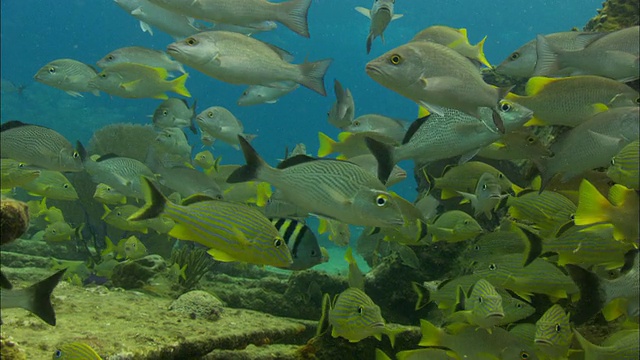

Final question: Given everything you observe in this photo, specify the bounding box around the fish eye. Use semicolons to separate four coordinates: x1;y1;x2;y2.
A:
63;184;69;189
311;250;316;256
107;187;112;192
499;101;512;112
375;194;388;207
185;37;198;46
489;263;497;271
73;151;80;159
100;73;107;78
389;54;402;65
54;349;63;358
520;351;529;359
207;111;214;117
48;67;56;74
464;220;470;225
478;296;483;303
273;238;283;247
497;172;504;179
18;163;26;168
357;305;364;314
107;55;114;61
635;97;639;104
527;136;536;144
516;303;523;308
509;52;520;60
162;110;168;116
482;184;487;190
570;214;575;221
51;229;57;234
116;211;122;216
353;121;360;126
555;324;561;332
474;245;480;250
610;157;616;165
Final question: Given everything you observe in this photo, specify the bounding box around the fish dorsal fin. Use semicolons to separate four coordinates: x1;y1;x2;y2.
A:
402;115;431;144
96;153;121;162
525;76;556;96
440;164;456;177
181;194;218;206
0;120;30;132
458;28;468;38
337;132;352;142
264;43;294;62
277;154;317;169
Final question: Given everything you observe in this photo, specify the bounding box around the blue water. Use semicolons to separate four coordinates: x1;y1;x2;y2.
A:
0;0;600;202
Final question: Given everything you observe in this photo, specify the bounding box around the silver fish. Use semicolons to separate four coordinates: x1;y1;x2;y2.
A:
152;98;197;134
343;114;407;143
167;31;332;96
114;0;202;39
34;58;99;97
196;106;257;149
237;81;299;106
97;46;185;74
327;79;355;128
355;0;403;54
457;172;506;220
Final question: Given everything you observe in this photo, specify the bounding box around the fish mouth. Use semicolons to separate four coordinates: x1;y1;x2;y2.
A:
377;6;392;14
486;312;505;319
370;322;385;329
534;339;553;346
166;44;181;55
365;64;382;76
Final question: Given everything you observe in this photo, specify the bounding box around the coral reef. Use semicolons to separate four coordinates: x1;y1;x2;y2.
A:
170;245;216;291
169;290;224;321
1;197;29;245
0;333;27;360
584;0;639;31
110;254;167;289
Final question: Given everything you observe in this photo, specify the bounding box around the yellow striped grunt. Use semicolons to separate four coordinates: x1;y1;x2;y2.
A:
317;130;399;160
93;183;127;205
322;288;387;343
129;177;292;267
534;304;572;359
228;136;404;227
0;159;40;189
21;170;78;201
429;210;483;243
573;328;639;360
607;140;639;190
447;278;504;332
53;342;102;359
507;189;576;239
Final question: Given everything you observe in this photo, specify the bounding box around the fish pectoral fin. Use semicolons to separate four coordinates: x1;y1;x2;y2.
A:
417;100;445;117
206;248;237;262
354;6;371;18
120;79;142;91
231;227;252;248
65;91;83;97
391;14;403;20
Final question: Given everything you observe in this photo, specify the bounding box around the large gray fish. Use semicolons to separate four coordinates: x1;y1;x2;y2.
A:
167;31;332;96
155;165;223;200
0;121;84;172
343;114;407;143
536;107;639;190
365;101;533;184
114;0;202;39
327;79;355;128
271;218;327;270
97;46;185;74
355;0;403;54
196;106;257;149
534;26;640;82
227;136;404;227
154;127;192;162
237;81;299;106
366;41;511;132
81;147;157;199
149;0;312;37
495;31;608;78
411;25;492;68
34;59;99;97
1;269;66;326
152;98;197;134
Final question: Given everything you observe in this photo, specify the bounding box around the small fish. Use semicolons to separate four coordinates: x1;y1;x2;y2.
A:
457;172;507;220
318;218;351;247
102;204;151;233
271;218;326;270
53;342;102;360
89;63;190;99
424;161;521;200
119;235;148;260
327;79;356;129
228;136;404;227
193;150;220;172
0;121;84;172
318;131;399;160
21;170;79;201
429;210;483;243
365;102;533;184
368;193;429;246
535;107;639;189
156;165;223;200
495;31;607;78
1;269;66;325
567;250;639;324
366;41;512;132
166;31;331;95
97;46;186;74
411;25;491;68
0;159;41;189
93;183;127;205
507;190;576;240
574;179;639;242
343;114;407;143
506;75;638;127
152;98;197;134
376;348;455;360
499;290;535;326
148;0;313;37
461;220;527;263
534;304;572;359
43;222;82;242
196;106;257;149
607;140;639;190
114;0;201;39
237;81;299;106
534;26;640;82
355;0;403;54
447;279;504;332
222;181;272;206
34;58;99;97
129;177;293;267
263;189;309;219
344;247;365;290
573;328;639;360
419;319;538;360
154;127;192;161
477;129;553;162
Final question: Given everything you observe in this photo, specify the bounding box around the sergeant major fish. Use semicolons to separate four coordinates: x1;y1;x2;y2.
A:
355;0;403;54
271;218;327;270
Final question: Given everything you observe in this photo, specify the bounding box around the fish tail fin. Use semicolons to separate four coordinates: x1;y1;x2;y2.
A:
366;33;373;54
565;264;605;326
298;58;332;96
316;293;332;337
277;0;311;37
128;177;167;221
255;182;272;207
364;137;395;185
574;179;612;225
344;246;356;265
76;141;87;163
572;329;600;359
317;132;336;157
170;73;191;97
411;281;431;310
383;327;404;348
101;236;116;257
533;34;561;76
418;319;444;347
189;99;198;134
422;168;436;196
0;271;12;289
518;225;543;267
25;269;67;326
375;349;392;360
474;35;492;68
226;136;268;183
